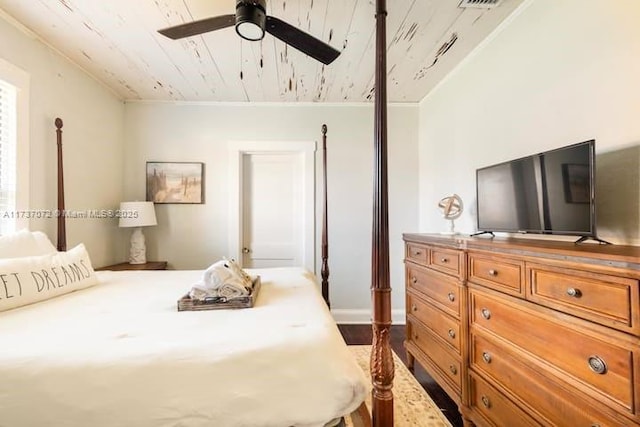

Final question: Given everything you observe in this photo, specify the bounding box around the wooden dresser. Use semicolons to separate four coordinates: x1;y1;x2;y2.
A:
403;234;640;427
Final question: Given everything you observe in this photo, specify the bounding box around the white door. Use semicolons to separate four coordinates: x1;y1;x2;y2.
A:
228;141;316;272
241;153;303;268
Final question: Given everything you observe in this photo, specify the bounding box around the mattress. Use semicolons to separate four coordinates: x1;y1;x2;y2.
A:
0;267;369;427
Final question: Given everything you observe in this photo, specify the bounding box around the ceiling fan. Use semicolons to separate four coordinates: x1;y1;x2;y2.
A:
158;0;341;65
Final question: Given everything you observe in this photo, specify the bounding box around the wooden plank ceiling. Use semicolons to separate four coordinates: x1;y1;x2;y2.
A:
0;0;524;103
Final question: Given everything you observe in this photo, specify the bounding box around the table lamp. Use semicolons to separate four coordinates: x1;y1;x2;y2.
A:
119;201;157;264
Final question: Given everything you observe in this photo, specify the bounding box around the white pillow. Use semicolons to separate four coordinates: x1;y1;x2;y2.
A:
32;231;58;254
0;229;57;258
0;243;99;312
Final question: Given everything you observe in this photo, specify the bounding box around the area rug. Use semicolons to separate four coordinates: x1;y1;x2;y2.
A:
345;346;453;427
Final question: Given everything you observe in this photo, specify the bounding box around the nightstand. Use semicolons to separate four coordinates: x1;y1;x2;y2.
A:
96;261;168;271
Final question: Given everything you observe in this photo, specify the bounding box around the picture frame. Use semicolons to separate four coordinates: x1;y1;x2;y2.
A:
146;162;204;204
561;163;589;204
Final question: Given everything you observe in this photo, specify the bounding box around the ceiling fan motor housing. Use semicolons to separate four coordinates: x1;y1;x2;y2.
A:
235;0;267;41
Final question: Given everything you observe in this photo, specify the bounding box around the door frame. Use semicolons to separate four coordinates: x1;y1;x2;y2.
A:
228;140;316;272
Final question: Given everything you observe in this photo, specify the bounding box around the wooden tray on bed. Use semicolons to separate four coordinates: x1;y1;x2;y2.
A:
177;276;261;311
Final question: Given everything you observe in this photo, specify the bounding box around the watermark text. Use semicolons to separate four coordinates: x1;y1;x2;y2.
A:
1;209;140;219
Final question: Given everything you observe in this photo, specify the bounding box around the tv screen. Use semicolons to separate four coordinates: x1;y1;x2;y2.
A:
476;140;596;238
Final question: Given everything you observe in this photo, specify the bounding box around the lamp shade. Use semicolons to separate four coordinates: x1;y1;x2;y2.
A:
118;201;157;228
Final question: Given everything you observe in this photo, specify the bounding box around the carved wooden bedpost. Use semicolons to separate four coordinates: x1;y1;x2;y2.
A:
371;0;393;426
321;124;330;307
55;118;66;252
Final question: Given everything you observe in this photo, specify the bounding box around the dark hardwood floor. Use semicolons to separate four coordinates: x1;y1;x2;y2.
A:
338;324;463;427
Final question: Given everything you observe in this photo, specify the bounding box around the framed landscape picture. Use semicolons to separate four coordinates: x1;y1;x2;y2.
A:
146;162;204;204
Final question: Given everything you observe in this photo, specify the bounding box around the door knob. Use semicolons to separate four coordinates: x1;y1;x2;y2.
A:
242;247;251;254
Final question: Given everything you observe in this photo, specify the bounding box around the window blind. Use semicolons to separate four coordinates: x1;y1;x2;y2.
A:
0;79;17;235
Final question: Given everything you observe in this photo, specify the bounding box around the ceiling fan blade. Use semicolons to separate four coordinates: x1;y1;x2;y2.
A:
265;16;340;65
158;14;235;40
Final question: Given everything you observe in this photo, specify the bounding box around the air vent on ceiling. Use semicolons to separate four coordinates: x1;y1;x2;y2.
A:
459;0;503;8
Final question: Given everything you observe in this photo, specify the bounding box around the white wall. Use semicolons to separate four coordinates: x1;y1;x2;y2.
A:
0;13;126;265
123;102;419;317
418;0;640;245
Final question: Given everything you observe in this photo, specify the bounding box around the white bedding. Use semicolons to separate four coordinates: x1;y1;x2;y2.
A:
0;267;369;427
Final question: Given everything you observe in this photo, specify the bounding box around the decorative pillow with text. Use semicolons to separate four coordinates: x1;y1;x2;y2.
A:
0;243;99;313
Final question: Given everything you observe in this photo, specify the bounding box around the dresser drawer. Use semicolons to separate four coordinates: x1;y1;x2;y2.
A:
469;372;539;427
429;247;463;279
527;263;640;335
406;243;428;264
406;264;462;318
407;319;462;393
407;292;461;354
470;289;635;412
469;253;525;297
471;333;626;427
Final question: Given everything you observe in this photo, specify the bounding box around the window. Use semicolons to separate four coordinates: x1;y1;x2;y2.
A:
0;79;17;235
0;58;29;235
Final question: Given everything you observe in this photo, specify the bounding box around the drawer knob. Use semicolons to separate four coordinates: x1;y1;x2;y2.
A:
448;329;456;339
481;308;491;320
414;250;422;256
411;277;418;284
481;395;491;409
413;333;418;340
482;352;492;364
488;269;497;276
566;287;582;298
412;304;418;312
449;364;457;375
441;257;448;263
447;292;456;302
588;355;607;375
591;424;601;427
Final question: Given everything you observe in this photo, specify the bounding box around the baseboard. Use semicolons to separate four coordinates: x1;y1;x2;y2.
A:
331;309;406;325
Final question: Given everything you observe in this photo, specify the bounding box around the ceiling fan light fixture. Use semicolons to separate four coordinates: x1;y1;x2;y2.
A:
235;0;266;41
158;0;340;65
236;20;264;41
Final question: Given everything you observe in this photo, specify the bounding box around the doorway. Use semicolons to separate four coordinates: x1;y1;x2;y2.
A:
228;141;316;272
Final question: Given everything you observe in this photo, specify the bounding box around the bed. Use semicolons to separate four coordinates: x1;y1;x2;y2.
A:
0;267;368;427
1;1;395;425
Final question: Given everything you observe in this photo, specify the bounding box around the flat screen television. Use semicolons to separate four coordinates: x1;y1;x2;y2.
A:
474;140;606;244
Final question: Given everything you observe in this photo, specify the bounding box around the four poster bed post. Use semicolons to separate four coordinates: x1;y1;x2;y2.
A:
321;124;330;307
371;0;394;426
55;118;66;252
